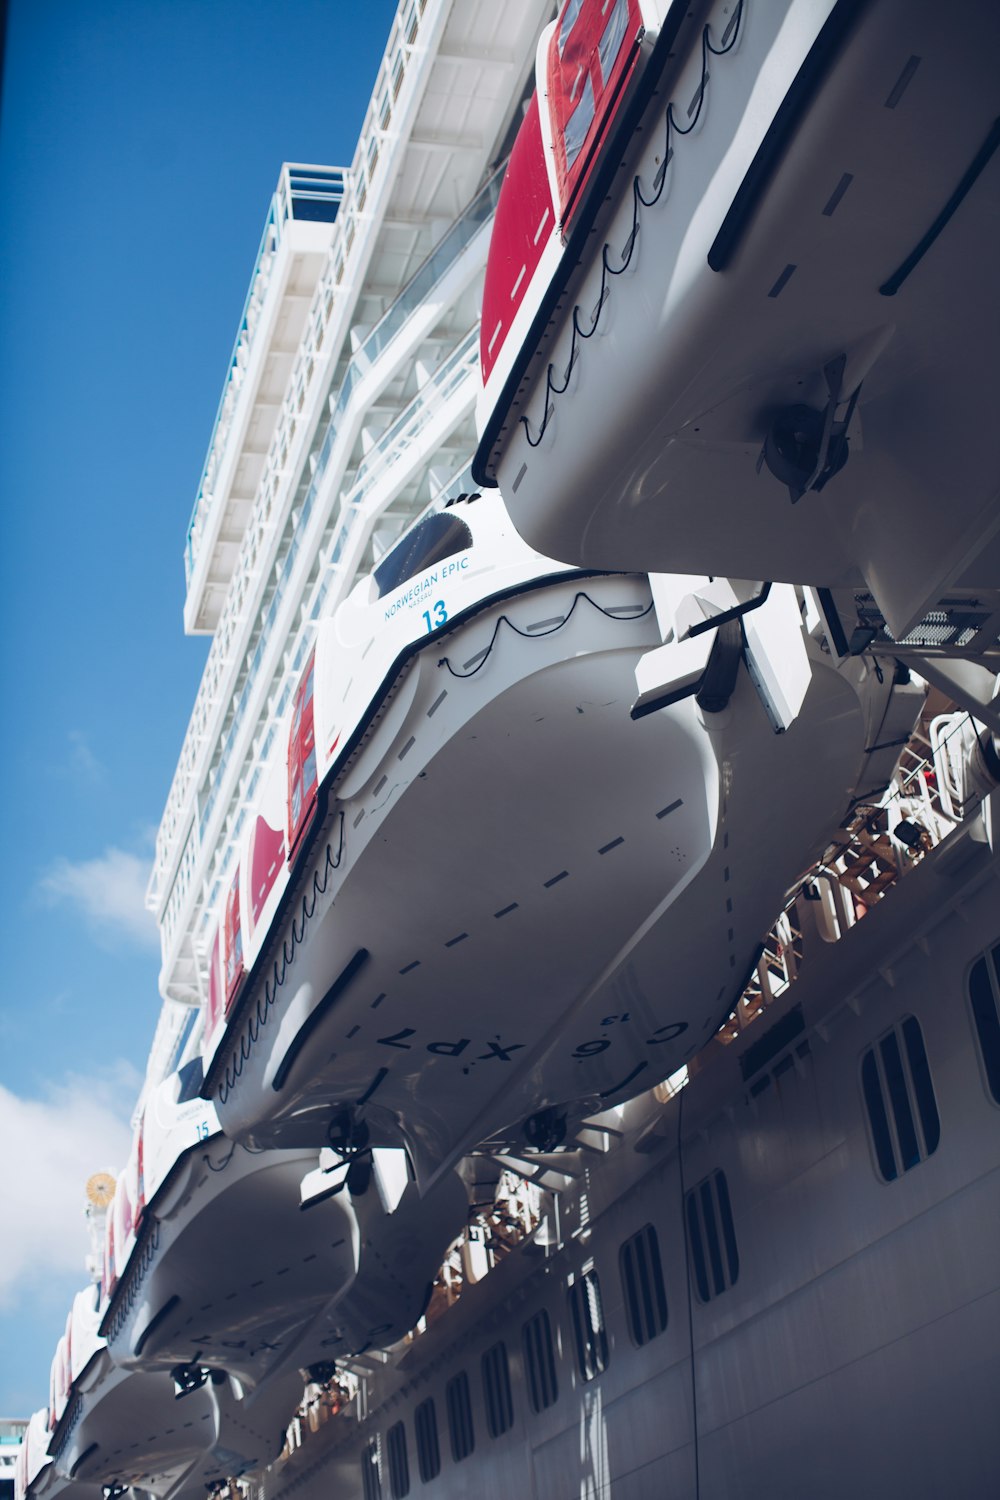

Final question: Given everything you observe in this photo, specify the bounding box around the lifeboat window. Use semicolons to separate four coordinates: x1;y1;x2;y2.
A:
620;1223;668;1347
445;1371;474;1463
568;1269;609;1382
548;0;642;225
557;0;585;55
288;651;319;858
597;0;629;86
481;1341;513;1439
564;73;595;173
360;1438;381;1500
373;513;473;600
413;1398;440;1482
861;1016;940;1182
969;941;1000;1105
386;1422;409;1499
521;1309;558;1413
686;1170;739;1302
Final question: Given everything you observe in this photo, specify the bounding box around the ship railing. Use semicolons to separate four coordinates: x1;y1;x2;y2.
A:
711;703;981;1047
154;158;496;930
185;163;347;584
166;0;446;892
184;0;437;590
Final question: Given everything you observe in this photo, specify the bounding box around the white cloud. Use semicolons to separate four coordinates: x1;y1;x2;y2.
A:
0;1071;138;1307
67;730;103;782
41;846;158;950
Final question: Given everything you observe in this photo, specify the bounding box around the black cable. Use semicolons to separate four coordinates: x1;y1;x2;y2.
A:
677;1081;701;1499
521;0;745;449
204;1140;238;1173
436;589;653;679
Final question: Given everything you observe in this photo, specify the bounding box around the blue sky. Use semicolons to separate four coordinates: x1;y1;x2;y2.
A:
0;0;398;1417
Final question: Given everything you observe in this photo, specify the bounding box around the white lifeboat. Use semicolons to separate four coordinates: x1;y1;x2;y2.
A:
99;1065;467;1405
473;0;1000;641
14;1411;74;1500
48;1284;288;1498
197;489;923;1186
98;1064;357;1398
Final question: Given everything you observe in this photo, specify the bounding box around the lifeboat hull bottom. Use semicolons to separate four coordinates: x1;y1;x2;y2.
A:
210;573;901;1188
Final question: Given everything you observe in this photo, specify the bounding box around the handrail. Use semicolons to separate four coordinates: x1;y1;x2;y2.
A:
183;0;436;589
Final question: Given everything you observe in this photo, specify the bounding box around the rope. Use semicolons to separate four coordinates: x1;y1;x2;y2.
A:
520;1;745;450
437;589;653;679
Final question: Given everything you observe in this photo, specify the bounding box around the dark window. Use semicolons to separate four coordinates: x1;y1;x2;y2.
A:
861;1016;940;1181
413;1399;439;1483
522;1309;559;1412
373;513;473;599
445;1372;474;1463
568;1270;609;1382
174;1056;204;1104
620;1223;668;1346
361;1439;381;1500
969;942;1000;1104
386;1422;409;1499
481;1341;513;1438
686;1170;739;1302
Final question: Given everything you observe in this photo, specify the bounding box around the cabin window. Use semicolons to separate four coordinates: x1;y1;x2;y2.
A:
686;1170;739;1302
386;1422;409;1499
445;1372;474;1462
373;513;473;600
568;1270;609;1382
413;1398;440;1482
288;651;318;859
861;1016;940;1181
481;1341;514;1439
620;1223;668;1346
361;1438;381;1500
969;941;1000;1105
522;1308;559;1412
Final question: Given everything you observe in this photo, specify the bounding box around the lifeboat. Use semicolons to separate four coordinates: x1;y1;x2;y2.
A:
472;0;1000;640
197;488;922;1183
100;1063;466;1401
48;1286;287;1498
14;1412;71;1500
44;1278;293;1500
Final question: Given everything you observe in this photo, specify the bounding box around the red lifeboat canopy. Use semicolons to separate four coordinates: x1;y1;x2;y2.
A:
223;866;245;1015
547;0;644;228
476;0;651;467
287;650;319;860
250;813;286;930
102;1201;117;1302
479;92;553;387
205;927;223;1044
134;1114;146;1226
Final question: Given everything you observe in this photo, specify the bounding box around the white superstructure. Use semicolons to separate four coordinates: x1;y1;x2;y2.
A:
144;0;555;1092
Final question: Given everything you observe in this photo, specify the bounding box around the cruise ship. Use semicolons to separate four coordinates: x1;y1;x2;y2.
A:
18;3;999;1498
